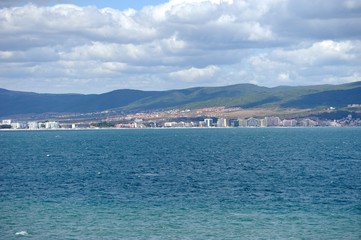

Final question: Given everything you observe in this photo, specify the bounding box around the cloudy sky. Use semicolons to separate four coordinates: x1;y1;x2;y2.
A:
0;0;360;93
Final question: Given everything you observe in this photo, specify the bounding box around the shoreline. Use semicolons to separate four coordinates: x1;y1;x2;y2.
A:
0;126;359;131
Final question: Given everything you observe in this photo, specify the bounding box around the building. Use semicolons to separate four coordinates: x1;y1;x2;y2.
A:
11;122;25;129
72;123;90;129
45;122;60;129
184;122;196;128
133;119;144;128
204;118;213;127
115;123;135;128
148;122;157;128
217;118;228;128
282;119;297;127
230;119;239;127
300;118;317;127
176;122;186;128
2;119;11;125
164;122;177;128
246;117;259;127
260;118;267;127
330;120;341;127
264;117;281;127
28;122;39;130
238;118;247;127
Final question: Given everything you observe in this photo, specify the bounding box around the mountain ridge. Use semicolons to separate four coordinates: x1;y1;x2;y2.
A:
1;82;360;118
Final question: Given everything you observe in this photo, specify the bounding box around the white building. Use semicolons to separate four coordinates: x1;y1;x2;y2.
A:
260;119;267;127
282;119;297;127
204;118;213;127
300;118;317;127
2;119;11;125
164;122;177;127
176;122;186;128
45;121;60;129
246;118;259;127
11;122;21;129
28;122;39;129
330;120;341;127
217;118;228;128
238;118;247;127
264;117;281;127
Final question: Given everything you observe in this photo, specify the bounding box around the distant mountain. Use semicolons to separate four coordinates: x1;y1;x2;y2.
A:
0;81;360;118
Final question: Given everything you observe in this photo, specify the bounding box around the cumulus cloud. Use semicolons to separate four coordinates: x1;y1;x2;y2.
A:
170;65;220;82
272;40;359;65
0;0;360;93
243;40;361;86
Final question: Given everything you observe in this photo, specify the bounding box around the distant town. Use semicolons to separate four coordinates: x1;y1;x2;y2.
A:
1;106;360;130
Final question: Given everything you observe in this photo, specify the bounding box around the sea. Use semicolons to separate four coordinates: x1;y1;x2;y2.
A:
0;128;360;239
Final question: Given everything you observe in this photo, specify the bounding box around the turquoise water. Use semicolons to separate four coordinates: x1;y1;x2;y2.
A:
1;128;360;239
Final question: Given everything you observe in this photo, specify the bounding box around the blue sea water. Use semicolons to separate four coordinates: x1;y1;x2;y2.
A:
0;128;360;239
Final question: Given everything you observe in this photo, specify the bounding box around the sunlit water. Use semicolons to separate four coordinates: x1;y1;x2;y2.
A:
1;128;360;239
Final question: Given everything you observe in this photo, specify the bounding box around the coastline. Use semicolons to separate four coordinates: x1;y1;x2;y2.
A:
0;125;358;132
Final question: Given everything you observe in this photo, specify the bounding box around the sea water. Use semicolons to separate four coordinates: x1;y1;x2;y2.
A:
0;128;360;239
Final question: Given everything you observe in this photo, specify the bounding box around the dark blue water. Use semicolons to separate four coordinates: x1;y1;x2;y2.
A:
1;128;360;239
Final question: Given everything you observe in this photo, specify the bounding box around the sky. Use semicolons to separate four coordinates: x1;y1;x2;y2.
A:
0;0;361;94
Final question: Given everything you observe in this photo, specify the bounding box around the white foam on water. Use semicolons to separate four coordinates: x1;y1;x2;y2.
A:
15;231;28;236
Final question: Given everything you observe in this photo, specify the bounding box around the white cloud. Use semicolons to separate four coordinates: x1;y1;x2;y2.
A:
278;72;290;82
323;73;361;84
0;0;360;93
170;65;220;82
344;0;361;9
161;34;187;53
242;40;361;87
272;40;359;65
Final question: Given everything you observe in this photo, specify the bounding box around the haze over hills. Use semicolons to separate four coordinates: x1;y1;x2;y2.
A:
0;81;361;118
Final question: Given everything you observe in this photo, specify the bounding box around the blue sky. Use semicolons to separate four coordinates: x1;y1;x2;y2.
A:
0;0;360;93
68;0;169;10
0;0;169;9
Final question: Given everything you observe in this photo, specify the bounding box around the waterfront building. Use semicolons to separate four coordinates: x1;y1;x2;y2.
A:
330;120;341;127
184;122;196;128
282;119;297;127
115;123;135;128
264;117;281;127
72;123;90;129
230;119;239;127
176;122;186;128
164;122;177;128
204;118;213;127
28;122;39;130
300;118;317;127
11;122;21;129
0;119;13;129
136;123;146;128
148;122;157;128
60;123;72;129
260;118;267;127
217;118;228;128
45;121;60;129
238;118;247;127
246;117;259;127
2;119;11;125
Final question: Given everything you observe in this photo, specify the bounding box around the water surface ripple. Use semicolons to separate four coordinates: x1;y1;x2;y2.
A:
1;128;360;239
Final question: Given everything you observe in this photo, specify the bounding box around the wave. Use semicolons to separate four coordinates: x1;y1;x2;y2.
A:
15;231;28;236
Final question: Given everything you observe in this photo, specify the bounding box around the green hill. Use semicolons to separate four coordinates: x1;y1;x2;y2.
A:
0;81;360;118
